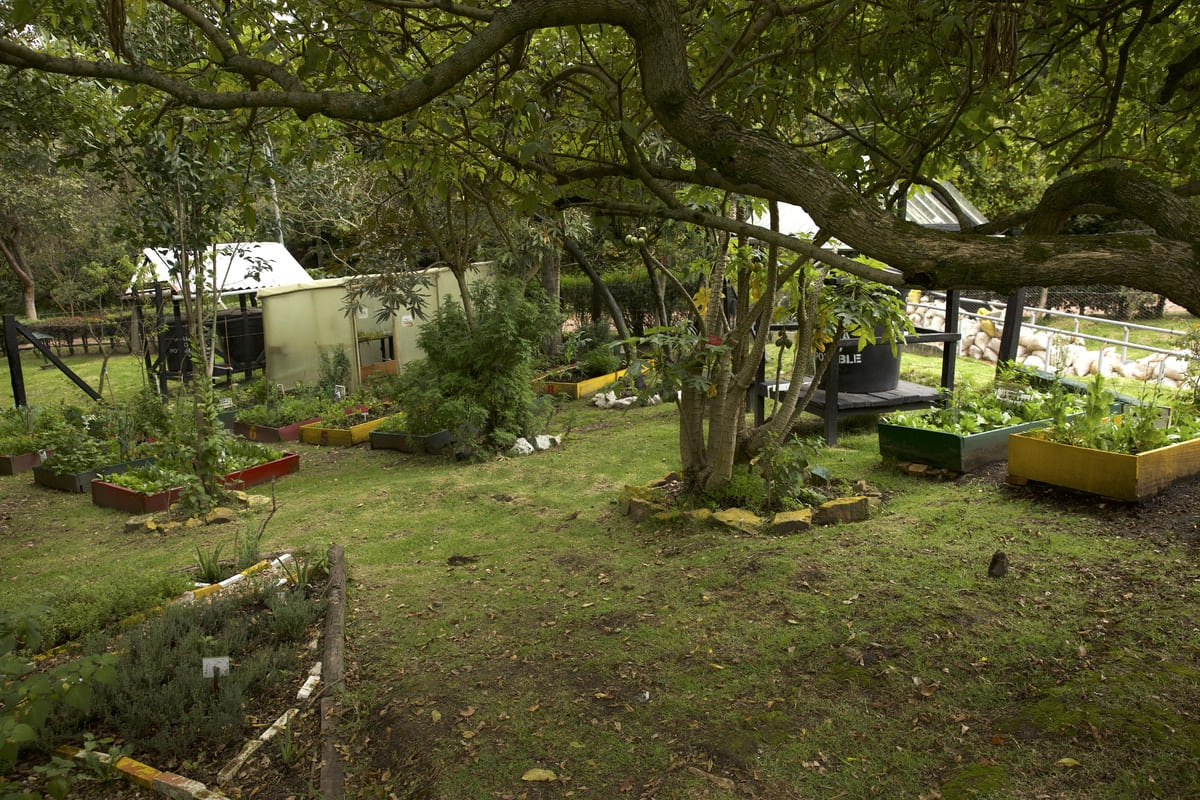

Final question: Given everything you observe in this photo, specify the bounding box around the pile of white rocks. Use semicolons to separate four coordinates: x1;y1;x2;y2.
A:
908;297;1196;389
508;434;562;456
591;391;663;409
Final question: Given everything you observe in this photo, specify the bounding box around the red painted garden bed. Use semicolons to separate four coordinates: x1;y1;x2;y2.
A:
91;453;300;513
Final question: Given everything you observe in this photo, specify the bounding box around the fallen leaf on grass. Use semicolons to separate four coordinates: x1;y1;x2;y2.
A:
1055;757;1082;768
522;768;557;781
430;709;441;723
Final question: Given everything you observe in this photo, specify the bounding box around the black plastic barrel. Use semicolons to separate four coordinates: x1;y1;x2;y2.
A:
818;336;902;393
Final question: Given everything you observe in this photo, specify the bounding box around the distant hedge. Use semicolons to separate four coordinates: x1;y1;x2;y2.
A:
560;272;698;335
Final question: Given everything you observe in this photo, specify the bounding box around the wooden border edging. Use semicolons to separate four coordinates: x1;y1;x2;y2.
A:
320;544;347;800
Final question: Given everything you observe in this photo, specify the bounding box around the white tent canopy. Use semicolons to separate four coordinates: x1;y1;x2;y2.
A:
136;242;314;299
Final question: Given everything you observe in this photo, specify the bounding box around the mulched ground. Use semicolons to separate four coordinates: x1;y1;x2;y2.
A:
961;460;1200;546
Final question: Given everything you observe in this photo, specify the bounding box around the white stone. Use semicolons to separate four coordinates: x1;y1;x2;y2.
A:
534;435;554;450
612;397;637;409
510;438;535;456
1023;354;1046;370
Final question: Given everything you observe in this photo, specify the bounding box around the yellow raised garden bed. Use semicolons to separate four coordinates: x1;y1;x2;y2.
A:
299;414;395;447
534;368;627;400
1007;432;1200;502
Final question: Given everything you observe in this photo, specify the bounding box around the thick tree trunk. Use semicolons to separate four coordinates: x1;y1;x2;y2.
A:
0;235;37;321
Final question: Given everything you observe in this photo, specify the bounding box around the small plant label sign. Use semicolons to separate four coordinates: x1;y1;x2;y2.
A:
219;397;234;410
334;385;346;400
202;656;231;678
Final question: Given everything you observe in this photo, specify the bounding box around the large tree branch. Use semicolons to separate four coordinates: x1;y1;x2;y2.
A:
4;0;1198;312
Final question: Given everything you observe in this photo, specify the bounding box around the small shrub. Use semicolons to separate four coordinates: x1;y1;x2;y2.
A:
194;543;225;584
318;345;352;391
266;587;325;643
82;592;300;760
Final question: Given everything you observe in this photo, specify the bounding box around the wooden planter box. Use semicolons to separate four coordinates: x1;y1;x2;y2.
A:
299;414;395;447
369;429;454;455
33;457;157;494
220;451;300;490
91;478;182;514
231;417;321;443
1007;433;1200;501
0;450;47;475
535;368;627;399
878;418;1057;473
91;453;300;512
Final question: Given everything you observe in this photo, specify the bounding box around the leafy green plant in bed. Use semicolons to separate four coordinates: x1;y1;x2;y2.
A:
2;609;119;800
1034;376;1200;453
312;394;397;429
0;404;69;456
235;393;329;428
218;438;282;472
103;464;194;494
885;372;1084;435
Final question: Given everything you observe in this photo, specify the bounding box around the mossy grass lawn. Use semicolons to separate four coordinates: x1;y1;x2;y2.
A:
2;376;1199;798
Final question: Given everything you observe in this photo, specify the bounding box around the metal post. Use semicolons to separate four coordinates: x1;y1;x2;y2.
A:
4;315;26;407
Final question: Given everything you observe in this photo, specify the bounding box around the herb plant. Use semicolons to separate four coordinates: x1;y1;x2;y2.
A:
1034;376;1200;454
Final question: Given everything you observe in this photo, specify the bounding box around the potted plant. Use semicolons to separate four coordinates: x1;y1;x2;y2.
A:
814;269;915;394
879;373;1088;472
1007;378;1200;500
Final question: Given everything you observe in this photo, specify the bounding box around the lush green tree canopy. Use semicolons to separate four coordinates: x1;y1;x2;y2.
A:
1;0;1197;311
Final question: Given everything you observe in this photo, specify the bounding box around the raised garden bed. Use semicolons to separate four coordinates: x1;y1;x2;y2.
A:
1006;433;1200;502
0;450;46;475
92;477;182;514
534;368;628;400
231;418;321;443
368;429;454;455
221;451;300;490
91;453;300;513
878;417;1058;473
299;415;395;447
33;457;157;494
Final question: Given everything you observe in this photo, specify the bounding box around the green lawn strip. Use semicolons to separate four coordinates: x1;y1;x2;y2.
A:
3;382;1199;798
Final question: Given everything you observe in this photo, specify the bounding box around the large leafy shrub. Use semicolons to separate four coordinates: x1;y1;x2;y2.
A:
395;279;556;450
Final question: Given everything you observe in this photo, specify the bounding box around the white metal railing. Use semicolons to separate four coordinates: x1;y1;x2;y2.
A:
911;292;1195;381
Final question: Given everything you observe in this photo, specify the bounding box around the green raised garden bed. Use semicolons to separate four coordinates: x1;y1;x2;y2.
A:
368;429;455;455
877;417;1058;473
33;457;157;494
